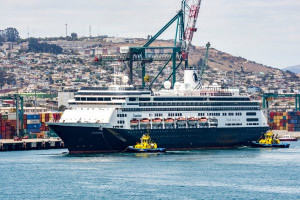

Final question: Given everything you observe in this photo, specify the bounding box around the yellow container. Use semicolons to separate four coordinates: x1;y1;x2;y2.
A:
283;112;287;116
280;127;283;130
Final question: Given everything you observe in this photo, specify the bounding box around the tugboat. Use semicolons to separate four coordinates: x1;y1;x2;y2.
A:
126;130;166;153
251;131;290;148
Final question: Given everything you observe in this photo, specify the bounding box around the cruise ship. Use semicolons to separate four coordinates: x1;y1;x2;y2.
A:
48;69;269;154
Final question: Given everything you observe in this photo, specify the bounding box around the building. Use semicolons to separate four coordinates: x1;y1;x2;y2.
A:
58;88;78;108
248;86;261;94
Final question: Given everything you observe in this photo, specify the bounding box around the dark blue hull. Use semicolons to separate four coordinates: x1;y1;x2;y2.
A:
48;123;269;154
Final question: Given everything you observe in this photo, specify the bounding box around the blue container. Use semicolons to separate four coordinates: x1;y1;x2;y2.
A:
27;124;40;129
26;128;40;133
0;134;2;139
27;114;40;120
283;116;286;120
289;112;297;116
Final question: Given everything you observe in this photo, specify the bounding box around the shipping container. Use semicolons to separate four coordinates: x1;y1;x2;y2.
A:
27;114;40;120
27;124;40;129
26;128;40;133
27;119;40;124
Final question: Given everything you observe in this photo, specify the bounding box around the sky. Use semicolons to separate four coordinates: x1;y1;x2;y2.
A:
0;0;299;69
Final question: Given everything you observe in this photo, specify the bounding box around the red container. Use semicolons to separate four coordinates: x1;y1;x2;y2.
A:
23;114;27;119
297;111;300;115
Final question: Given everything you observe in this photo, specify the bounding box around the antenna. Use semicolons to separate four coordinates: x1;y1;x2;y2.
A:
89;25;91;37
65;24;68;37
27;25;29;39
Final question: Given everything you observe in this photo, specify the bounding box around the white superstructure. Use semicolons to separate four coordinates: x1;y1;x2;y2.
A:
59;69;268;131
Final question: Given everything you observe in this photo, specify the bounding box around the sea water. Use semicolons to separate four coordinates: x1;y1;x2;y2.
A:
1;142;300;200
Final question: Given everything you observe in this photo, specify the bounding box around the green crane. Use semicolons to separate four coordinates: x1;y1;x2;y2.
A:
95;0;204;89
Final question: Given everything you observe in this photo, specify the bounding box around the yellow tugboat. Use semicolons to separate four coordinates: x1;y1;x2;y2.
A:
127;130;166;152
251;130;290;148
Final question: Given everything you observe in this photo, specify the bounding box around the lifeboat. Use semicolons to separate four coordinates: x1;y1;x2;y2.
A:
188;117;198;125
130;119;139;126
199;117;208;124
176;117;186;125
140;118;150;126
152;118;162;125
164;118;174;125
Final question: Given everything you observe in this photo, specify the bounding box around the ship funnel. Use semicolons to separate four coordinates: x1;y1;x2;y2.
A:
184;69;199;89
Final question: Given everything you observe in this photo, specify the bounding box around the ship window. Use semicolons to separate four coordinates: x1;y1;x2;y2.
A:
98;98;103;101
247;118;259;122
246;112;256;116
75;97;80;101
228;113;234;116
81;97;87;101
139;98;150;101
129;97;136;101
104;98;111;101
87;97;97;101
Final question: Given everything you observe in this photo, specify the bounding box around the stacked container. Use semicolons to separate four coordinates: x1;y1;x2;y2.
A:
0;112;63;139
287;111;300;132
39;113;62;132
269;111;300;132
26;114;40;134
0;114;18;139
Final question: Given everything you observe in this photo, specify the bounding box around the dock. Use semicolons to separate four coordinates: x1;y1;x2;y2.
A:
0;138;64;151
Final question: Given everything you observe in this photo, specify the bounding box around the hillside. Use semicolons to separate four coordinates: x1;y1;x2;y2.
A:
283;65;300;74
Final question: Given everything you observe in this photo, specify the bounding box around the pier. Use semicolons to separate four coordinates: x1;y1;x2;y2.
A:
0;138;64;151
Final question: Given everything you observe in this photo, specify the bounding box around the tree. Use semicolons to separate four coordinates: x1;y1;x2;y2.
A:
27;38;63;54
71;33;78;40
58;105;67;111
0;69;6;89
5;27;20;42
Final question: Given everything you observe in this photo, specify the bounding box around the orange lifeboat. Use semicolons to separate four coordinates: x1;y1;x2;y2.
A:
164;118;174;125
188;117;198;125
176;117;186;125
140;118;150;126
152;118;162;125
130;119;139;126
199;117;208;124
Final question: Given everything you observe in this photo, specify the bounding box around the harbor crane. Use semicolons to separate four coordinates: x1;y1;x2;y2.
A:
95;0;204;88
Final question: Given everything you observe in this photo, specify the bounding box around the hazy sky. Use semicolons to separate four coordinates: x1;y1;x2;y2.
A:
1;0;299;69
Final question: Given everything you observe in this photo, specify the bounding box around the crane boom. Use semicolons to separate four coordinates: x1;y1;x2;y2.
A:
182;0;202;63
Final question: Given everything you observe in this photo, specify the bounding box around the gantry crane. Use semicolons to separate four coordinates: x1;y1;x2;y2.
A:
95;0;203;88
